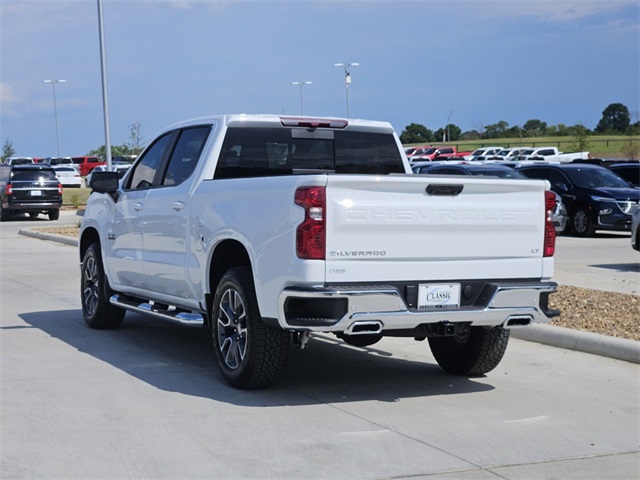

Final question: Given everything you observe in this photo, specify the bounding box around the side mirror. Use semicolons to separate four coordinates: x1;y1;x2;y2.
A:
89;171;120;194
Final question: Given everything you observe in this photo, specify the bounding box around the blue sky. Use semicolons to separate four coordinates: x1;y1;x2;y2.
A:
1;0;638;157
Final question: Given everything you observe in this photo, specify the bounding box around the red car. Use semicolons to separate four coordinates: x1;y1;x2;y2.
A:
72;156;106;177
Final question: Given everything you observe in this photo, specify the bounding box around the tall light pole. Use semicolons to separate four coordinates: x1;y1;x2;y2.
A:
291;81;312;115
97;0;113;171
334;62;359;117
445;110;454;142
43;79;66;156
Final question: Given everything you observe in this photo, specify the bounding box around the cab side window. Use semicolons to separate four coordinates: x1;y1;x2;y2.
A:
162;127;211;186
127;132;174;190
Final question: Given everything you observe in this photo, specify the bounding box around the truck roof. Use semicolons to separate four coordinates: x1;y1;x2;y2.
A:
163;114;396;133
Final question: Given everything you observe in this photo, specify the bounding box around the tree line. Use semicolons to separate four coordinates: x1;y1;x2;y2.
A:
400;103;640;144
2;104;638;162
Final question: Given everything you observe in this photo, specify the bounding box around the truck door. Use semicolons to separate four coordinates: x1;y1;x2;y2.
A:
107;132;174;289
140;126;211;299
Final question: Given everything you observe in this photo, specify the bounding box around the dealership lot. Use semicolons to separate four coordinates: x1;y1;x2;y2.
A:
1;213;638;479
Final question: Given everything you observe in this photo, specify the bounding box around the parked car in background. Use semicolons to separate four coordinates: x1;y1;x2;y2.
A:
515;147;589;163
0;164;63;221
412;163;568;232
489;147;531;161
517;163;639;236
4;157;35;165
632;208;640;251
463;146;503;161
72;156;106;176
86;163;132;186
52;165;83;188
404;145;433;159
607;163;639;188
411;146;473;162
43;157;74;167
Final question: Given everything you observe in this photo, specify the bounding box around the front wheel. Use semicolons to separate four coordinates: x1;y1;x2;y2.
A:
428;326;510;376
81;243;125;329
211;266;290;389
572;207;595;237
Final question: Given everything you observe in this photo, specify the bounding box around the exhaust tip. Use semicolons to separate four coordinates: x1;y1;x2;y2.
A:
346;321;383;335
504;315;533;328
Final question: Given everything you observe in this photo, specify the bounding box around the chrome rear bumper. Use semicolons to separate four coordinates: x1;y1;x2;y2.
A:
278;281;558;333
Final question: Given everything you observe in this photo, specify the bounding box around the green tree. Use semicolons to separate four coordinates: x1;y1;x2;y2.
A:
483;121;509;139
2;138;15;162
522;119;547;137
567;123;590;153
126;120;145;156
434;124;461;142
595;103;631;134
400;123;434;144
87;144;130;161
460;130;481;140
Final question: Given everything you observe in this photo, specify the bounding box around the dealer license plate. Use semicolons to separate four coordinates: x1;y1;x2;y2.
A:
30;190;42;196
418;283;461;310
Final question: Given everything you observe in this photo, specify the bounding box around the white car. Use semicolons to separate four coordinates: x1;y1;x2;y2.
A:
86;164;132;186
4;157;35;165
52;165;82;188
463;146;503;161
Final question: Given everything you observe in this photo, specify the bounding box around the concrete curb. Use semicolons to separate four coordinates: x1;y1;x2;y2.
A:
511;323;640;364
16;227;640;365
18;228;78;247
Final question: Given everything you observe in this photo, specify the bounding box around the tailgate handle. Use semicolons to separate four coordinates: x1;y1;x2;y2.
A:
426;184;463;196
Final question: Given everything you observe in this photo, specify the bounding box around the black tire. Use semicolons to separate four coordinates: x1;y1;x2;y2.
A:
211;266;290;389
81;243;125;329
0;205;10;222
29;212;39;219
341;334;382;347
572;207;595;237
428;326;510;376
48;209;60;221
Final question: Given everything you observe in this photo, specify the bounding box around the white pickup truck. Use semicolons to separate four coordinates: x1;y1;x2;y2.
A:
81;114;559;389
516;147;589;163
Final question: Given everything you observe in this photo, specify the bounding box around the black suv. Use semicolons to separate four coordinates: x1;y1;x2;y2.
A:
518;163;639;236
0;165;63;221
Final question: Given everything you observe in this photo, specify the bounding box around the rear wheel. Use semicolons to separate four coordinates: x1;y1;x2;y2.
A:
211;266;290;389
428;326;510;376
572;207;595;237
340;334;382;347
81;243;125;329
48;209;60;221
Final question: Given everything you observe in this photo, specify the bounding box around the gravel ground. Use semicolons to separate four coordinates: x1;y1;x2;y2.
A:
35;225;640;342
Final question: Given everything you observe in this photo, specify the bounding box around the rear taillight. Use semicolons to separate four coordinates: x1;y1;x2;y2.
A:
544;190;556;257
6;184;12;195
58;184;64;194
295;186;326;260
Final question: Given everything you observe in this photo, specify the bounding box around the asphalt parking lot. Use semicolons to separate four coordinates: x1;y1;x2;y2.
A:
1;212;638;479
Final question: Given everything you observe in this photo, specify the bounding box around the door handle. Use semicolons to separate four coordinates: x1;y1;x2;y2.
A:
133;203;144;212
172;201;186;211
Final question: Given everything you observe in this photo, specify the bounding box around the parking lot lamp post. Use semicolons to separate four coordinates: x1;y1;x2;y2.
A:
445;110;454;142
43;79;66;156
334;63;359;117
291;81;312;115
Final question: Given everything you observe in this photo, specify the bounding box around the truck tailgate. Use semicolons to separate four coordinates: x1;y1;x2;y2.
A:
325;175;549;283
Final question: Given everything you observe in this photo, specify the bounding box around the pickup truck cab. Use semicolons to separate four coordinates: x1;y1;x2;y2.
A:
81;114;558;389
72;156;106;176
411;146;472;162
516;147;589;163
